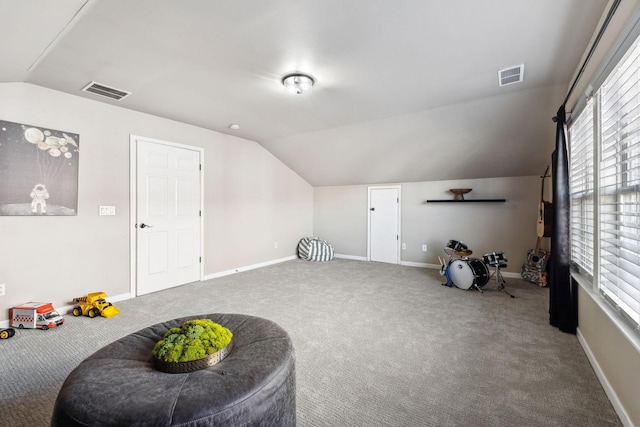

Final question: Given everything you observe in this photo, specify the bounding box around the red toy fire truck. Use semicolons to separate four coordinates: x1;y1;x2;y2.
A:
11;302;64;330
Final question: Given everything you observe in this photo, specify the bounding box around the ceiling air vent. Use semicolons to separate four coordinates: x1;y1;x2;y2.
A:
498;64;524;87
82;81;131;101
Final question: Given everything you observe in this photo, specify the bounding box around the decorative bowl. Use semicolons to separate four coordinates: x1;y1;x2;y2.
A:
153;340;233;374
449;188;472;200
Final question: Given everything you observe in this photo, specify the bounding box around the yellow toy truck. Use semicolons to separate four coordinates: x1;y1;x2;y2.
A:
71;292;120;318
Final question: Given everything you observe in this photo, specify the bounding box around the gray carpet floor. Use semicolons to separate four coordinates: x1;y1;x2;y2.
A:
0;258;621;426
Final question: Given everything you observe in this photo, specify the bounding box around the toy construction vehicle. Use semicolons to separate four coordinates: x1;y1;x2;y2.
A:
0;328;15;339
71;292;120;318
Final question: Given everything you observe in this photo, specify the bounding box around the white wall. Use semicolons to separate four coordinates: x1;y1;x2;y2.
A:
566;3;640;425
0;83;313;323
313;185;369;257
578;285;640;426
315;176;546;272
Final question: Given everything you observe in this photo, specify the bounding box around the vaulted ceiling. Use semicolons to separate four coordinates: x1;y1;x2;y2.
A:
1;0;608;186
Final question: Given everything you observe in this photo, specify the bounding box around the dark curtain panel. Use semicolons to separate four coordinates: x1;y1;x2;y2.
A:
549;105;577;334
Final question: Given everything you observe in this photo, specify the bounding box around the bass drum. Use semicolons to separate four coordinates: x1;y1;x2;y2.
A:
448;258;490;290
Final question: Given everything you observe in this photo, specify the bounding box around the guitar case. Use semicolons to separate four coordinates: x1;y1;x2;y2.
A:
521;249;549;286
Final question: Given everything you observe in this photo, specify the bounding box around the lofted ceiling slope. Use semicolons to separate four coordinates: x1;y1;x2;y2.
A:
0;0;608;186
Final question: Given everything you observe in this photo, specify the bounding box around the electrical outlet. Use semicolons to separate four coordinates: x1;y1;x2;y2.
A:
422;244;427;252
401;243;406;250
99;206;116;216
0;284;5;296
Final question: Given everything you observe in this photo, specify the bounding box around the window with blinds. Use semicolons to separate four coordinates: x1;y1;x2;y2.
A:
569;32;640;330
569;99;595;277
598;35;640;326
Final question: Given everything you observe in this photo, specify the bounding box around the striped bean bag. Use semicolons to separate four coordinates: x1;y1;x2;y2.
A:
297;237;334;261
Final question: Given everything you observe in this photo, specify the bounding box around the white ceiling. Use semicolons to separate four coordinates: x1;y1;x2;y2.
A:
1;0;608;186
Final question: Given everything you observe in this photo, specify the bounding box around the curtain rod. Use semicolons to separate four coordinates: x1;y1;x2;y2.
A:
561;0;621;108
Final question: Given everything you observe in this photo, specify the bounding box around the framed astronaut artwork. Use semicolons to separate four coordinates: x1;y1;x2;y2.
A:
0;119;79;216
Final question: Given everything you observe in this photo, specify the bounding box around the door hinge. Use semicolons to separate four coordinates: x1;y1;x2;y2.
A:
199;256;202;263
397;197;399;203
199;210;202;217
397;235;399;240
199;164;202;171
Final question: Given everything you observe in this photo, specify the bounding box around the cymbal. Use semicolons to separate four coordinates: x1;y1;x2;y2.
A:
455;249;473;256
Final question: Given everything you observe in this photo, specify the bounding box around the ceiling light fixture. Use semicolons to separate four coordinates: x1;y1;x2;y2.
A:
281;73;314;94
229;123;240;130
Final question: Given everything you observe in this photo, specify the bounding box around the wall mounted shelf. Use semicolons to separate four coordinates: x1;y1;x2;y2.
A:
426;199;506;203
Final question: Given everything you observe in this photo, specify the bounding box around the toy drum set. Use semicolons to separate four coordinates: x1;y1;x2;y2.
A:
440;239;514;297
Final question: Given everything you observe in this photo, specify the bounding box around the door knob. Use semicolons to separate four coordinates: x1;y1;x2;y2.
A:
139;223;153;228
370;207;375;211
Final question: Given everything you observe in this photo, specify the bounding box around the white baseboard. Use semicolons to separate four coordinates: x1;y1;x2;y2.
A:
399;260;522;279
498;271;521;279
0;259;529;329
54;292;132;315
203;255;297;280
0;257;297;328
401;261;439;269
0;291;133;329
334;254;368;261
108;292;133;303
577;328;633;427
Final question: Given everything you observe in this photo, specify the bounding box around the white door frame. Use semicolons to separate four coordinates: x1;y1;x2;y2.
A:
367;185;401;264
129;135;205;297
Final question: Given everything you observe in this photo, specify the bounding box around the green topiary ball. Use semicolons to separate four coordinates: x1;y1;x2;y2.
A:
152;319;233;363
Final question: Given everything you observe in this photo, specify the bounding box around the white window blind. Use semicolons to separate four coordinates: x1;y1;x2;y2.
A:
569;99;595;277
598;35;640;326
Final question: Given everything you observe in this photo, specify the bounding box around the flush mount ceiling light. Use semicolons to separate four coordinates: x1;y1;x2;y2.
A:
281;73;315;94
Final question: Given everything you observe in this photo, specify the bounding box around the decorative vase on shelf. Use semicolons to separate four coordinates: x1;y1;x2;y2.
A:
449;188;472;200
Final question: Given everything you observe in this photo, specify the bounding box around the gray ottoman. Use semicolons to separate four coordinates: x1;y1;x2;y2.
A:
51;313;296;426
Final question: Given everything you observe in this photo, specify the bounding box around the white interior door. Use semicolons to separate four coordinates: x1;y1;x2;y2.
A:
135;138;202;295
369;186;400;264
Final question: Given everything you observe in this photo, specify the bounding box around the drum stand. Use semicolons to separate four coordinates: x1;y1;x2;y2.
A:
488;261;515;298
471;283;485;293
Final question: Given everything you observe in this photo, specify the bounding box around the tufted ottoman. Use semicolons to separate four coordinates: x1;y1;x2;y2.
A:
51;313;296;426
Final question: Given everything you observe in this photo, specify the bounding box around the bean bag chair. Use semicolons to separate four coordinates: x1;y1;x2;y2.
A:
297;237;334;261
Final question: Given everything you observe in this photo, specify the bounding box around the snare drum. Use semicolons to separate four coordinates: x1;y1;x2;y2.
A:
482;252;507;265
448;258;490;290
444;239;468;255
